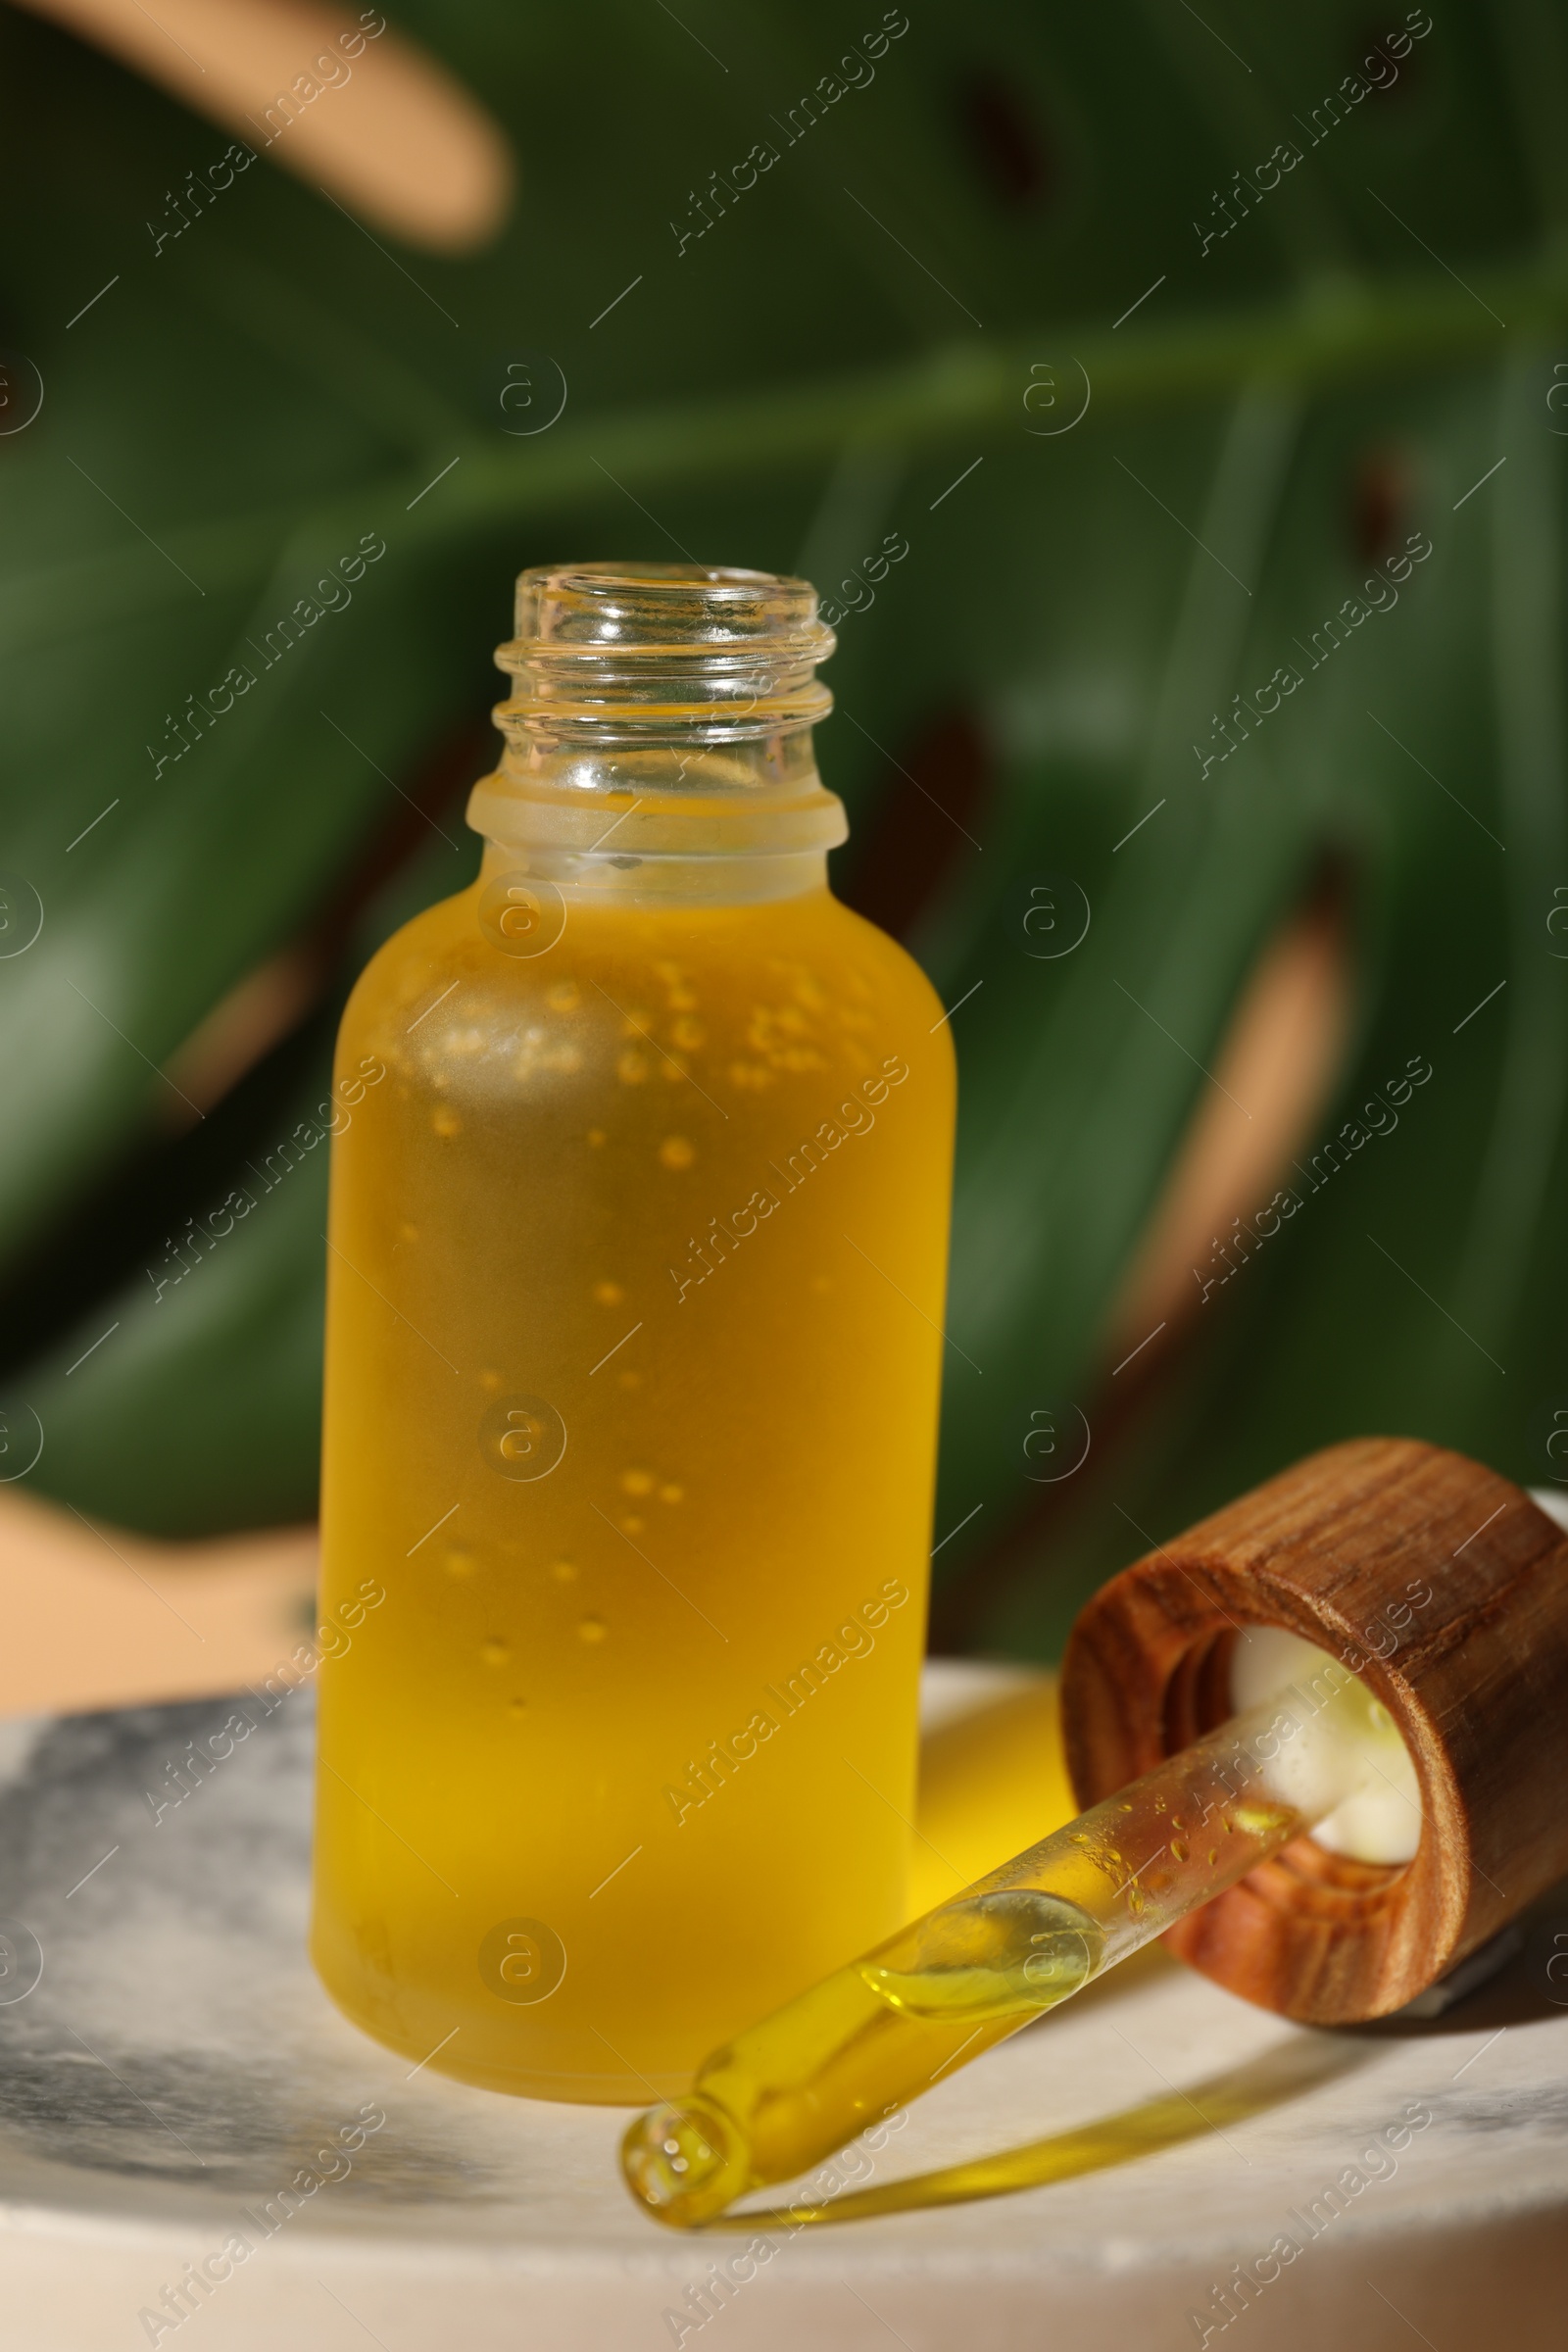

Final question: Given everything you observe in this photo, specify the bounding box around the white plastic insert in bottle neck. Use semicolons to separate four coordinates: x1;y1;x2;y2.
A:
1231;1626;1423;1865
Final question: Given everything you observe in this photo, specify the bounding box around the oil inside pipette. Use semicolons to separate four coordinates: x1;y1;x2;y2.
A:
858;1889;1103;2020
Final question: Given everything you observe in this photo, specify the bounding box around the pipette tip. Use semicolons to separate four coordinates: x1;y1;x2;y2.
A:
621;2093;750;2228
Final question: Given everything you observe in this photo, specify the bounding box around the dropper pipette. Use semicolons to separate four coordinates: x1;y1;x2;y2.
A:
621;1657;1403;2227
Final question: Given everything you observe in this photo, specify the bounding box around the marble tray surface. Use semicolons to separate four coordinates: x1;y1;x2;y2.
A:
0;1665;1564;2351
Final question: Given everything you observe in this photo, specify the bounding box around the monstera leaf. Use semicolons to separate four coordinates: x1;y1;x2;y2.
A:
2;1;1565;1656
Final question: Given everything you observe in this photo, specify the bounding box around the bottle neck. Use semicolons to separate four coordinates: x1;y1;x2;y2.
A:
468;561;848;906
467;730;848;907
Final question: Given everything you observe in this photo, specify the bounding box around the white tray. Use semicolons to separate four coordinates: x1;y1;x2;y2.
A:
0;1665;1564;2350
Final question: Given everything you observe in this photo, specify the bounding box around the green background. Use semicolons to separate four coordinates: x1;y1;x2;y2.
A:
2;0;1565;1657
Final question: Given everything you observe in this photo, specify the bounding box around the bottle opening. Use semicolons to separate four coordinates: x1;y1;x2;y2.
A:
495;560;835;749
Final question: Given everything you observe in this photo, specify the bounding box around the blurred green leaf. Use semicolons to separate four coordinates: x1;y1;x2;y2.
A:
3;1;1567;1652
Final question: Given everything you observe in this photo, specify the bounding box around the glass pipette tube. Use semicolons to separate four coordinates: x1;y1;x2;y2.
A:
622;1660;1390;2226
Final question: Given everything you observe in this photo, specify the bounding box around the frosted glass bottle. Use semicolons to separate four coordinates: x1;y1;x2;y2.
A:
312;563;956;2101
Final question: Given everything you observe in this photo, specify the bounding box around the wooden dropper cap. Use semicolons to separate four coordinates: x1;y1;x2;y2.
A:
1059;1439;1568;2024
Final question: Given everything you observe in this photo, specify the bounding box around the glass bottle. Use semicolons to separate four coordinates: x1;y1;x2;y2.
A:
311;563;956;2102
